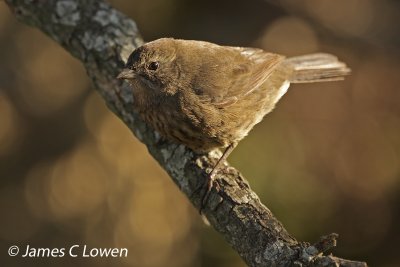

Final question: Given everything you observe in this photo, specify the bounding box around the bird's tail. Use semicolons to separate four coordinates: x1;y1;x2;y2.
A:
284;53;351;83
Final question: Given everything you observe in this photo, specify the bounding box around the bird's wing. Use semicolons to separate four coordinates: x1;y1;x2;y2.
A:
191;46;284;107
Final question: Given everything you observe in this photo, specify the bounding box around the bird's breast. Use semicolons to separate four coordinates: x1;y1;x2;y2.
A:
137;94;227;152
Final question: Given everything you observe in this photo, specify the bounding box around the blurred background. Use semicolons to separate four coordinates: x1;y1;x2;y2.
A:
0;0;399;266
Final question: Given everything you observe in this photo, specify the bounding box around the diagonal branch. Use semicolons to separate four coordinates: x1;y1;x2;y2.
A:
5;1;367;266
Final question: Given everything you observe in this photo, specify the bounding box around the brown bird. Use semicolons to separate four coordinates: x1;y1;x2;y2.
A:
118;38;350;207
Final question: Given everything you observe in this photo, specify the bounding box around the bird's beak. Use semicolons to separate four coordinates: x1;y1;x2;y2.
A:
117;69;136;80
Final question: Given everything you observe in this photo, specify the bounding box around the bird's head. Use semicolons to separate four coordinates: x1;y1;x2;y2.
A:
117;38;179;94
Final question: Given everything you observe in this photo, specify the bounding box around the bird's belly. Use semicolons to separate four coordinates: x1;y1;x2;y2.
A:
142;109;226;152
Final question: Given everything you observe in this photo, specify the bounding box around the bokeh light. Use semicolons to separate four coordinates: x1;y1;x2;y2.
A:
0;93;21;155
12;27;88;117
259;16;319;55
48;143;109;219
306;0;374;37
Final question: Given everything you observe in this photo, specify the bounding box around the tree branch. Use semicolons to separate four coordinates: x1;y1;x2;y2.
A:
5;1;367;266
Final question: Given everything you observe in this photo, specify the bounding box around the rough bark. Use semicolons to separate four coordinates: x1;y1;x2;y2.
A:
5;1;367;266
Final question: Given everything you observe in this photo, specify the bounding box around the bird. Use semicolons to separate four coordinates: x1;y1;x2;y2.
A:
117;38;350;208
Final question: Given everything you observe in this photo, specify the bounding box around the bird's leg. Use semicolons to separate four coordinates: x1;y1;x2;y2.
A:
200;142;237;213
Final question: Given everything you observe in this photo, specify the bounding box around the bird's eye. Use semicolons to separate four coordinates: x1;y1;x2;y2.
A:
148;61;159;71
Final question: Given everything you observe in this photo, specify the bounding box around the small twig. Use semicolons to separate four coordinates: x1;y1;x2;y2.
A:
314;233;338;254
